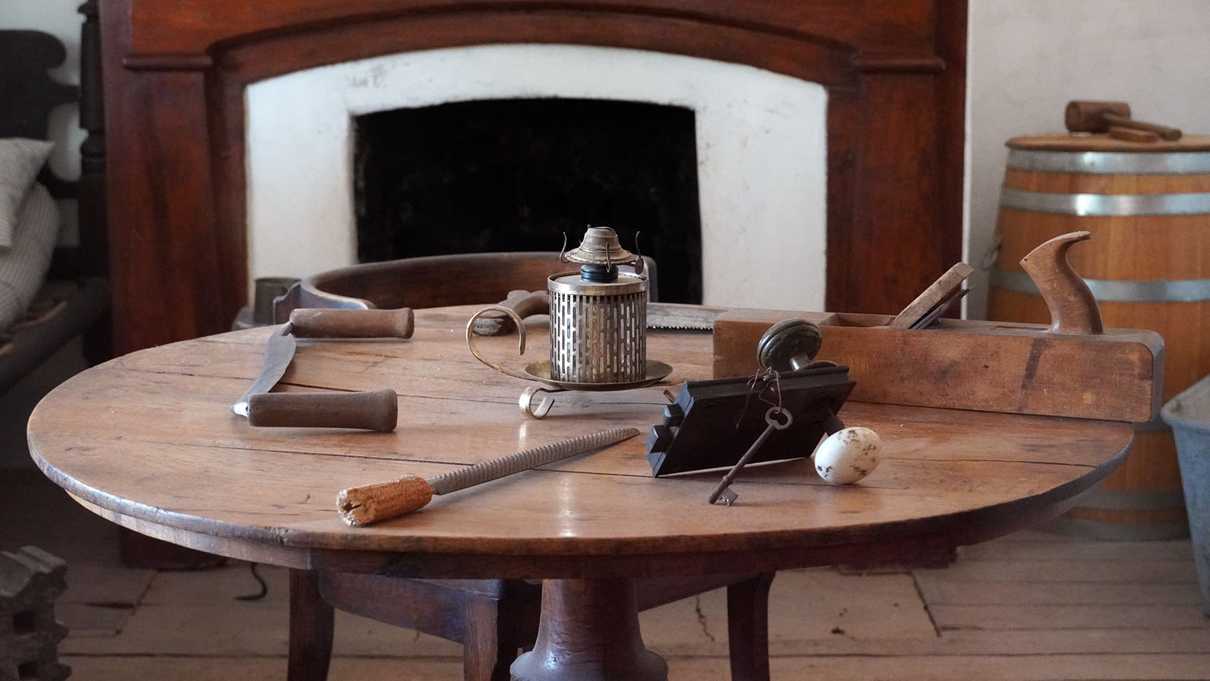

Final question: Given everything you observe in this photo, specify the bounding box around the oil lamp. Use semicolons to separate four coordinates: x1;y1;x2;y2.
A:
466;226;671;392
548;227;647;383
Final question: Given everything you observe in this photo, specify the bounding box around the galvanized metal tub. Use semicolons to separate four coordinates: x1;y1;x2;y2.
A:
1162;374;1210;616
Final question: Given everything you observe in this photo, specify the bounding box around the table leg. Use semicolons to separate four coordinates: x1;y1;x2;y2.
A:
509;578;667;681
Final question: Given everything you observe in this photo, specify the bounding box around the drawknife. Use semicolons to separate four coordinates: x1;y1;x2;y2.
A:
472;290;725;335
232;308;414;431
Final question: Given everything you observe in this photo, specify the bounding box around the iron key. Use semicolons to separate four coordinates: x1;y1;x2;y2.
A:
708;406;794;505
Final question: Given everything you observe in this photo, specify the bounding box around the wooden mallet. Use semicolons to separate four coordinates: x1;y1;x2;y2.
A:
1065;100;1182;142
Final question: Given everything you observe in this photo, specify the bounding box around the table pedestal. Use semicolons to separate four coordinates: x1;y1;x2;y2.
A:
510;579;667;681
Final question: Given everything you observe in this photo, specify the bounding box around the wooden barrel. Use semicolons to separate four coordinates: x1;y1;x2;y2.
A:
988;133;1210;540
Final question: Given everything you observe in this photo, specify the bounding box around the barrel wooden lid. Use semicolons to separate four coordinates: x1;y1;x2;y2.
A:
1008;133;1210;152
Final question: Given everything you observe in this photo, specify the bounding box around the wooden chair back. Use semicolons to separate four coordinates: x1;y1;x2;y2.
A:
281;252;659;317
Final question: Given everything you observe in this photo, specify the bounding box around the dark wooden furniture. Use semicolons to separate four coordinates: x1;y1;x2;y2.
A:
294;569;773;681
279;252;765;681
0;7;110;389
277;252;658;316
28;305;1133;680
0;11;196;570
99;0;968;356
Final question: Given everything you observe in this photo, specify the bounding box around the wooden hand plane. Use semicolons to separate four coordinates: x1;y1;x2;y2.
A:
713;232;1164;423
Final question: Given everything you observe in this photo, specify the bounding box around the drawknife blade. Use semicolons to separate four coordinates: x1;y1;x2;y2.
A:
232;323;296;417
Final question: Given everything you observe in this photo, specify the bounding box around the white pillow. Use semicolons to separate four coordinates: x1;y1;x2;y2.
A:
0;138;54;250
0;183;59;333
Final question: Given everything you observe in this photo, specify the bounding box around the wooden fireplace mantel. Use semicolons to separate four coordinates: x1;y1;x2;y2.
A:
101;0;966;353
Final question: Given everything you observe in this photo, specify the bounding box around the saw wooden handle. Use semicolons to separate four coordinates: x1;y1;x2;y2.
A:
471;290;550;336
337;476;435;526
248;389;398;431
290;308;414;338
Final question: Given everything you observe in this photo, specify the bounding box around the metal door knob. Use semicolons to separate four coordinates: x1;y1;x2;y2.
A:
756;319;823;372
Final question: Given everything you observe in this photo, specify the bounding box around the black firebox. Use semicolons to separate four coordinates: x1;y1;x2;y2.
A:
353;98;702;303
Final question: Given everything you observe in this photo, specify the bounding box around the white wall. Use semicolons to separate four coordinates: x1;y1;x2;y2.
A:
966;0;1210;318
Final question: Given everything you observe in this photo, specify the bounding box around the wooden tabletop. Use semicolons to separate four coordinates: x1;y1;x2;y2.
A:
28;306;1132;578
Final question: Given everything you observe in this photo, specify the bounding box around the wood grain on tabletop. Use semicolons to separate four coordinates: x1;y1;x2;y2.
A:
28;306;1132;567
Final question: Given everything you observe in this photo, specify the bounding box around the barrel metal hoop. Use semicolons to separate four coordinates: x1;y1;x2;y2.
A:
991;269;1210;302
1007;148;1210;175
1000;187;1210;216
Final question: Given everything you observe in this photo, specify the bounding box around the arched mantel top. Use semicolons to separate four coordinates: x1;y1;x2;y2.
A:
130;1;936;55
123;1;947;85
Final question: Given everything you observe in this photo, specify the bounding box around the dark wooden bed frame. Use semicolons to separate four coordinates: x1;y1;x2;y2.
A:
0;1;109;389
0;4;200;571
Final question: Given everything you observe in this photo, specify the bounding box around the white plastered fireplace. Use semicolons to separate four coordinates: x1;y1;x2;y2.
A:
245;44;827;309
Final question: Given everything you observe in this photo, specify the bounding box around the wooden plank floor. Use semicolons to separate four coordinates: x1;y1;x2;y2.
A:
3;470;1208;680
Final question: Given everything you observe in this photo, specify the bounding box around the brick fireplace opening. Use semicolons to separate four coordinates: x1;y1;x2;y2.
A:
354;98;703;303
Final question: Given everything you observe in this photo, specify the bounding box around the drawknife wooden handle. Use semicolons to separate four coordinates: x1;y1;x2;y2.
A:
248;389;398;431
290;308;414;338
338;476;434;526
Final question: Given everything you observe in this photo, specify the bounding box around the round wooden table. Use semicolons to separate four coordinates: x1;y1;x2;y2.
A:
28;305;1132;680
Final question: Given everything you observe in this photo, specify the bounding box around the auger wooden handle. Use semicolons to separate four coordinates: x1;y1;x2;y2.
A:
290;308;414;338
248;389;398;431
337;476;435;526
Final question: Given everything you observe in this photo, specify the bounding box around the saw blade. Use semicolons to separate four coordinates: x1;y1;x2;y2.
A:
646;303;726;331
